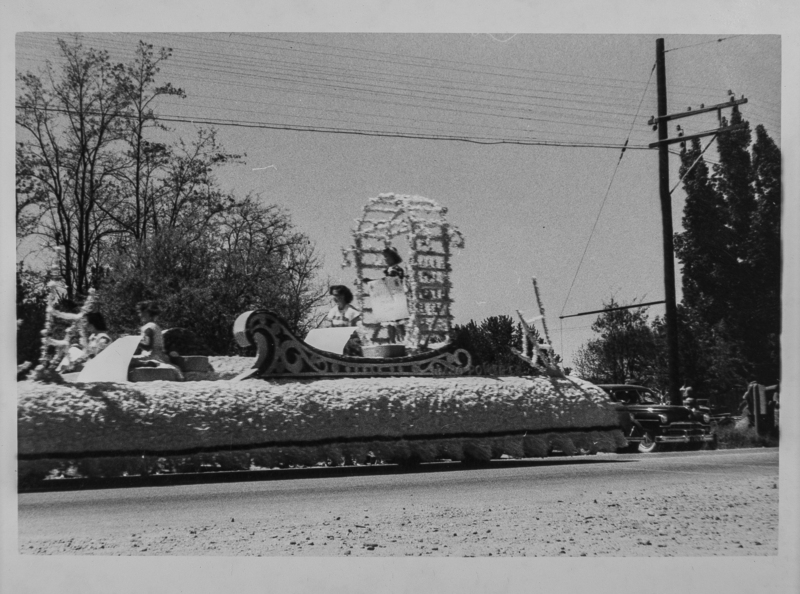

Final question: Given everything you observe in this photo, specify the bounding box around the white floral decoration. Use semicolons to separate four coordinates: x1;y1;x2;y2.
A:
342;193;465;352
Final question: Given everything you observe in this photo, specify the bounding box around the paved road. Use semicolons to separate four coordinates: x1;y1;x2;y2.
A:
18;448;779;556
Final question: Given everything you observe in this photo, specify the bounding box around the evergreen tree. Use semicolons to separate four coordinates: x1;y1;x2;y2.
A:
747;125;782;382
673;108;781;387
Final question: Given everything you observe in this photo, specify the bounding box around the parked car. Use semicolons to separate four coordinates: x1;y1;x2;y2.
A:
596;384;717;453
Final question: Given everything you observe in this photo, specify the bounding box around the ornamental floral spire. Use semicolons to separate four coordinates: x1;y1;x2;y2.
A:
343;193;464;351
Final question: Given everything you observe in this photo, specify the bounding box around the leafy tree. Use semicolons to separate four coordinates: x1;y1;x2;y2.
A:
650;308;748;412
452;315;530;374
673;108;781;386
97;198;325;354
572;299;657;386
673;137;735;327
746;124;782;382
16;265;49;367
17;37;326;358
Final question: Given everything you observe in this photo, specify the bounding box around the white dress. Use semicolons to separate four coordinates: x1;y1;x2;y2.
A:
326;304;361;327
136;321;170;363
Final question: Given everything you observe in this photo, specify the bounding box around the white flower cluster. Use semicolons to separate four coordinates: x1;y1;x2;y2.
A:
341;193;465;350
17;373;630;481
33;285;97;380
18;374;621;459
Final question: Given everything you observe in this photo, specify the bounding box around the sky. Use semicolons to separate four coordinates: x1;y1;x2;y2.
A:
13;31;782;367
2;2;800;593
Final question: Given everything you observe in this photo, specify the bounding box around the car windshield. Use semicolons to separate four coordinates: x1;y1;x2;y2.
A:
638;390;661;405
613;389;638;405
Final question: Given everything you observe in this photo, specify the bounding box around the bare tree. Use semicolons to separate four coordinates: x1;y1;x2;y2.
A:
16;37;130;299
108;41;185;243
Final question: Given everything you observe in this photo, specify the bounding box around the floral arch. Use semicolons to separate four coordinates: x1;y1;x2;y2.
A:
341;193;464;352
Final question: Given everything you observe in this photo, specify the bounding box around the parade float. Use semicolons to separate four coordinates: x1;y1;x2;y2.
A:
17;193;626;484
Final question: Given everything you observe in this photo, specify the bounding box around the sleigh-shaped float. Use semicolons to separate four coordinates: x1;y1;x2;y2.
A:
233;193;477;379
18;193;626;485
232;309;472;379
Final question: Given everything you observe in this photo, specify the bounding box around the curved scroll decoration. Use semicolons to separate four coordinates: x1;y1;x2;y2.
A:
233;310;472;379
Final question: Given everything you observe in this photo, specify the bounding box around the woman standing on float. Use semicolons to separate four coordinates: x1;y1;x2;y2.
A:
362;247;408;343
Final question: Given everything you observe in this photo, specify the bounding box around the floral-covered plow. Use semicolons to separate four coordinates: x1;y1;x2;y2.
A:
18;367;626;483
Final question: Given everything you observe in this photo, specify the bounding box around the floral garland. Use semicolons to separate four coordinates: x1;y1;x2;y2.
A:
31;284;98;382
342;193;464;351
511;288;565;378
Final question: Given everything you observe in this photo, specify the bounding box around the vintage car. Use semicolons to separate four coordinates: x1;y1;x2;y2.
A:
596;384;718;453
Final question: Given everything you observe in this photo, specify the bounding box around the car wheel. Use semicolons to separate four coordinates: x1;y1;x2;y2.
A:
637;432;661;453
623;441;640;453
704;434;719;451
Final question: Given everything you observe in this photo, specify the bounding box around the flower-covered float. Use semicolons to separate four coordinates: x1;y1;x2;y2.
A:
18;193;626;484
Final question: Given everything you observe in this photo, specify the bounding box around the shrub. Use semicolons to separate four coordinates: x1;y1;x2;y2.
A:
715;422;778;449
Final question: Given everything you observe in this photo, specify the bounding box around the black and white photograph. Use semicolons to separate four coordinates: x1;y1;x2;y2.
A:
3;1;798;593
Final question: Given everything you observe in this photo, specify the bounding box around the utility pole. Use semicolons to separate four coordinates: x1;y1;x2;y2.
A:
654;38;681;405
649;38;747;405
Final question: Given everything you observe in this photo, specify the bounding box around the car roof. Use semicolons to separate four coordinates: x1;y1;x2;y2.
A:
596;384;651;390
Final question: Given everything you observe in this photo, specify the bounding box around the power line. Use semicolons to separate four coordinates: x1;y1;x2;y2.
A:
16;104;652;149
200;32;667;94
17;35;657;126
560;300;665;319
17;33;667;126
155;95;647;145
16;31;760;99
665;36;741;53
669;133;719;195
16;39;658;144
559;63;657;318
230;33;744;95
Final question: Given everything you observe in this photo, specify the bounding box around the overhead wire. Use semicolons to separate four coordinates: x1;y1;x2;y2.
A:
559;62;657;320
16;36;657;144
669;134;719;195
665;36;742;53
16;35;656;128
16;104;650;149
16;31;760;101
16;33;658;109
16;33;666;131
230;33;748;95
153;94;648;145
15;33;773;152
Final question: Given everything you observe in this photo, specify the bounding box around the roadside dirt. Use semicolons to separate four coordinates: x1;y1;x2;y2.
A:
21;471;778;557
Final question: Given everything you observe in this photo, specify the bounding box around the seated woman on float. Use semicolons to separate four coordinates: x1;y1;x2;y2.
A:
130;300;184;379
320;285;363;356
85;312;113;358
56;311;113;373
324;285;362;327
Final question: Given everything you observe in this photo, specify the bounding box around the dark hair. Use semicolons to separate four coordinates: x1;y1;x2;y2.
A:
329;285;354;304
85;311;107;332
382;246;402;265
136;300;161;316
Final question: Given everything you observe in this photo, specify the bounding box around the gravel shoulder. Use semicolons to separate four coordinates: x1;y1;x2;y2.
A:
19;451;779;557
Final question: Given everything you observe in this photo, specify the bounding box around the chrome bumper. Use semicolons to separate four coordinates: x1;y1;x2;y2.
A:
655;434;716;444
